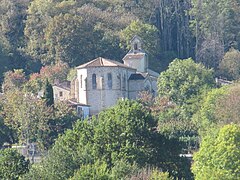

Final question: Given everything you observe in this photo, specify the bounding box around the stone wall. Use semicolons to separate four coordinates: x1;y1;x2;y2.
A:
53;86;70;101
77;66;135;115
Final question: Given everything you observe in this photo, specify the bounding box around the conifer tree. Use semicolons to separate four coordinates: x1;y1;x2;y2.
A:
43;79;54;107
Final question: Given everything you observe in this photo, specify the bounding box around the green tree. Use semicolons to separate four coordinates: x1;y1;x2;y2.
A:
194;83;240;134
24;100;190;179
24;1;134;66
156;58;214;151
2;90;51;147
157;58;215;106
0;148;29;180
218;48;240;80
192;124;240;180
43;79;54;107
70;161;110;180
191;0;240;68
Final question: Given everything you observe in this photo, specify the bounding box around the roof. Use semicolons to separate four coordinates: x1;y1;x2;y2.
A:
77;57;135;70
215;78;233;85
130;35;142;43
129;73;145;80
123;53;146;61
147;69;159;78
68;99;90;107
53;81;71;91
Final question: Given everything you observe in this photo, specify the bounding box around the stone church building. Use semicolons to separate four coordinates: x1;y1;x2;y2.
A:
53;36;159;118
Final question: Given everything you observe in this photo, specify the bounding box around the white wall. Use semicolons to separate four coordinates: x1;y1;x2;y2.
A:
77;68;88;105
77;66;135;115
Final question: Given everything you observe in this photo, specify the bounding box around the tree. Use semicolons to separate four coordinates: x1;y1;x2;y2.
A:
69;161;110;180
0;116;11;148
218;48;240;80
190;0;240;68
192;124;240;180
24;1;134;66
1;90;51;147
24;100;191;179
2;69;26;92
194;83;240;133
157;58;215;106
139;92;199;153
43;79;54;107
0;148;29;180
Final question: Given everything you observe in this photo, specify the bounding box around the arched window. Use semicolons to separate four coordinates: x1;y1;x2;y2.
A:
134;43;138;50
92;74;97;89
107;73;112;89
122;74;126;90
117;74;121;89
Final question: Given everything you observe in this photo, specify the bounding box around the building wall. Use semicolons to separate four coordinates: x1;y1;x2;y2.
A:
123;55;148;72
53;86;70;101
77;68;88;105
77;66;136;115
128;78;157;99
128;79;146;99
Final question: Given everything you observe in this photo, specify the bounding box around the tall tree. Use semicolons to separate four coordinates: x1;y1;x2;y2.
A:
157;58;215;106
24;100;191;179
43;79;54;107
191;0;240;68
218;48;240;80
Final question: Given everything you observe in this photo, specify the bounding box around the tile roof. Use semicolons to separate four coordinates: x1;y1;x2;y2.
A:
53;81;71;91
77;57;135;70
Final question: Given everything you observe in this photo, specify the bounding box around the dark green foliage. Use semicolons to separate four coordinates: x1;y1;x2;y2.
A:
0;148;29;180
155;59;215;152
24;100;191;179
43;79;54;107
0;117;11;147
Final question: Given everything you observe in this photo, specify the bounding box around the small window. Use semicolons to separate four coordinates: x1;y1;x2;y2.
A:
80;75;83;88
59;91;63;97
134;43;138;50
92;74;97;89
107;73;112;89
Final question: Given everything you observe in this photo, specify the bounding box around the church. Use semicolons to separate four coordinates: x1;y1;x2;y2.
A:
53;36;159;118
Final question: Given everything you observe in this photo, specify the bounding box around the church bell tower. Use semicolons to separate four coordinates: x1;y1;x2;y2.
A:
123;35;148;73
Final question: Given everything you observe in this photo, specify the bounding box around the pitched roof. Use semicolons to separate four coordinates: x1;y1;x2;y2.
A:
123;53;145;61
129;73;145;80
77;57;135;70
53;81;71;91
130;35;142;43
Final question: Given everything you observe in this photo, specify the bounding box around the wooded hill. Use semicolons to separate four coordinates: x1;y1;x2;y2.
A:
0;0;240;84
